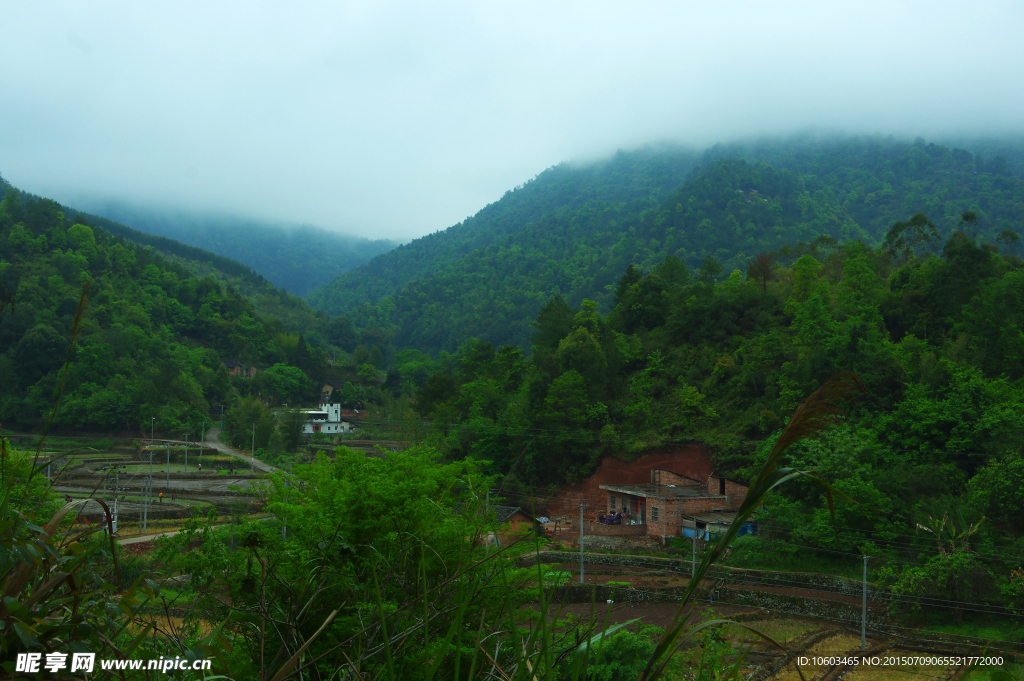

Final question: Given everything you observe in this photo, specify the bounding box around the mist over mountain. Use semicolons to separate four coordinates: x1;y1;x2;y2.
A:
309;134;1024;354
70;201;398;297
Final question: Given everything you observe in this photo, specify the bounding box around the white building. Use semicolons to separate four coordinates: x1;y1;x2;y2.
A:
301;402;356;435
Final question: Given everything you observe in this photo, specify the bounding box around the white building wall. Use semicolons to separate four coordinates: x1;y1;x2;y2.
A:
302;403;353;435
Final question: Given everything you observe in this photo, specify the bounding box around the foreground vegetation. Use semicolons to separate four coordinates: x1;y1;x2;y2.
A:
0;183;392;438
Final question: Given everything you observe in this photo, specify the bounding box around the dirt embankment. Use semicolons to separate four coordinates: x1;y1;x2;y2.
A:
546;445;716;519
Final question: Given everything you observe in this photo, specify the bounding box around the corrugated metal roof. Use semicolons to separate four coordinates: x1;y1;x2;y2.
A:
598;483;723;500
682;511;739;525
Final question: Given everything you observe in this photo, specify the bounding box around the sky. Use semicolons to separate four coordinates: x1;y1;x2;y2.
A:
1;1;1023;241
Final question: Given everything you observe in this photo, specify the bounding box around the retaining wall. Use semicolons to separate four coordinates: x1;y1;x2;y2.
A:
524;550;876;598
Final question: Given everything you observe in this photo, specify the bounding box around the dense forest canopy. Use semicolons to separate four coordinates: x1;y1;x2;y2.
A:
309;136;1024;357
306;145;702;315
0;183;390;437
408;227;1024;563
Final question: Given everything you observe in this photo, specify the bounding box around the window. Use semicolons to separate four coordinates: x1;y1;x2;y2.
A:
610;496;616;511
652;507;659;522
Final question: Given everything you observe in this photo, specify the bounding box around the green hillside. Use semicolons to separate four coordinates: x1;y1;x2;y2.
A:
0;181;381;436
75;202;398;297
306;145;702;314
309;136;1024;356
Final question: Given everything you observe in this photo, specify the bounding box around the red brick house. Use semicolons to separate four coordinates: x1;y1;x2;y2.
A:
598;469;748;541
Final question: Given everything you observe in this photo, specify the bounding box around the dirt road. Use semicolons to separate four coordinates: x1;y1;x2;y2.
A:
118;530;182;545
204;427;277;473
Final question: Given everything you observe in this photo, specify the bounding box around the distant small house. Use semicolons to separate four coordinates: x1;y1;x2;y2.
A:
598;469;749;541
222;360;262;378
320;383;335;398
301;402;356;435
492;506;540;546
494;506;537;531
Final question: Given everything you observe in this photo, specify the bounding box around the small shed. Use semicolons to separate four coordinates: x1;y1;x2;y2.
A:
491;505;540;546
681;511;757;539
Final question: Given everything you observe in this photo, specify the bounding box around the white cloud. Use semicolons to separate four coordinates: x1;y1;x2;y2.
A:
1;1;1022;239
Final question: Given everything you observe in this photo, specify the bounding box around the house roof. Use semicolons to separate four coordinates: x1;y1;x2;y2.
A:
598;483;725;501
682;511;741;525
493;505;534;524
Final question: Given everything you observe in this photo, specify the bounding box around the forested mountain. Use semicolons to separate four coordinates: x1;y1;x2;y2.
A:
307;145;702;314
310;136;1024;356
0;180;386;436
73;201;397;297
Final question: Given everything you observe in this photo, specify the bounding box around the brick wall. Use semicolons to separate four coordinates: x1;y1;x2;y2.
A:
645;497;676;538
704;477;749;510
678;496;727;515
651;469;701;486
723;479;748;509
647;495;734;538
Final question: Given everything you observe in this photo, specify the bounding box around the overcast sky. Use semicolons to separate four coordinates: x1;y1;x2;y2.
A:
1;1;1022;241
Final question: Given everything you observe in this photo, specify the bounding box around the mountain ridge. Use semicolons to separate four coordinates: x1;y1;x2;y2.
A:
308;135;1024;355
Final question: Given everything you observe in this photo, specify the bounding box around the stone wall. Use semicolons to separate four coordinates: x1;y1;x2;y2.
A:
524;550;875;598
535;551;1024;655
546;582;1024;655
579;535;666;553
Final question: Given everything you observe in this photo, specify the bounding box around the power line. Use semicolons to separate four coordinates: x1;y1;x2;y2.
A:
565;582;1024;656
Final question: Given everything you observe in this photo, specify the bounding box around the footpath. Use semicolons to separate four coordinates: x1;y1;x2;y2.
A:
118;530;182;545
203;427;278;474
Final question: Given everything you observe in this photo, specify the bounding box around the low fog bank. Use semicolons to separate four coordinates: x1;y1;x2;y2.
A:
73;198;399;297
2;2;1021;242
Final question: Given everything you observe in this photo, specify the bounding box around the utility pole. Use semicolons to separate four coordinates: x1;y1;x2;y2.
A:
862;555;870;651
151;417;155;444
251;423;256;474
692;524;697;577
579;503;585;584
112;466;119;535
184;433;188;474
199;422;206;468
148;451;154;531
166;442;170;489
282;463;291;540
